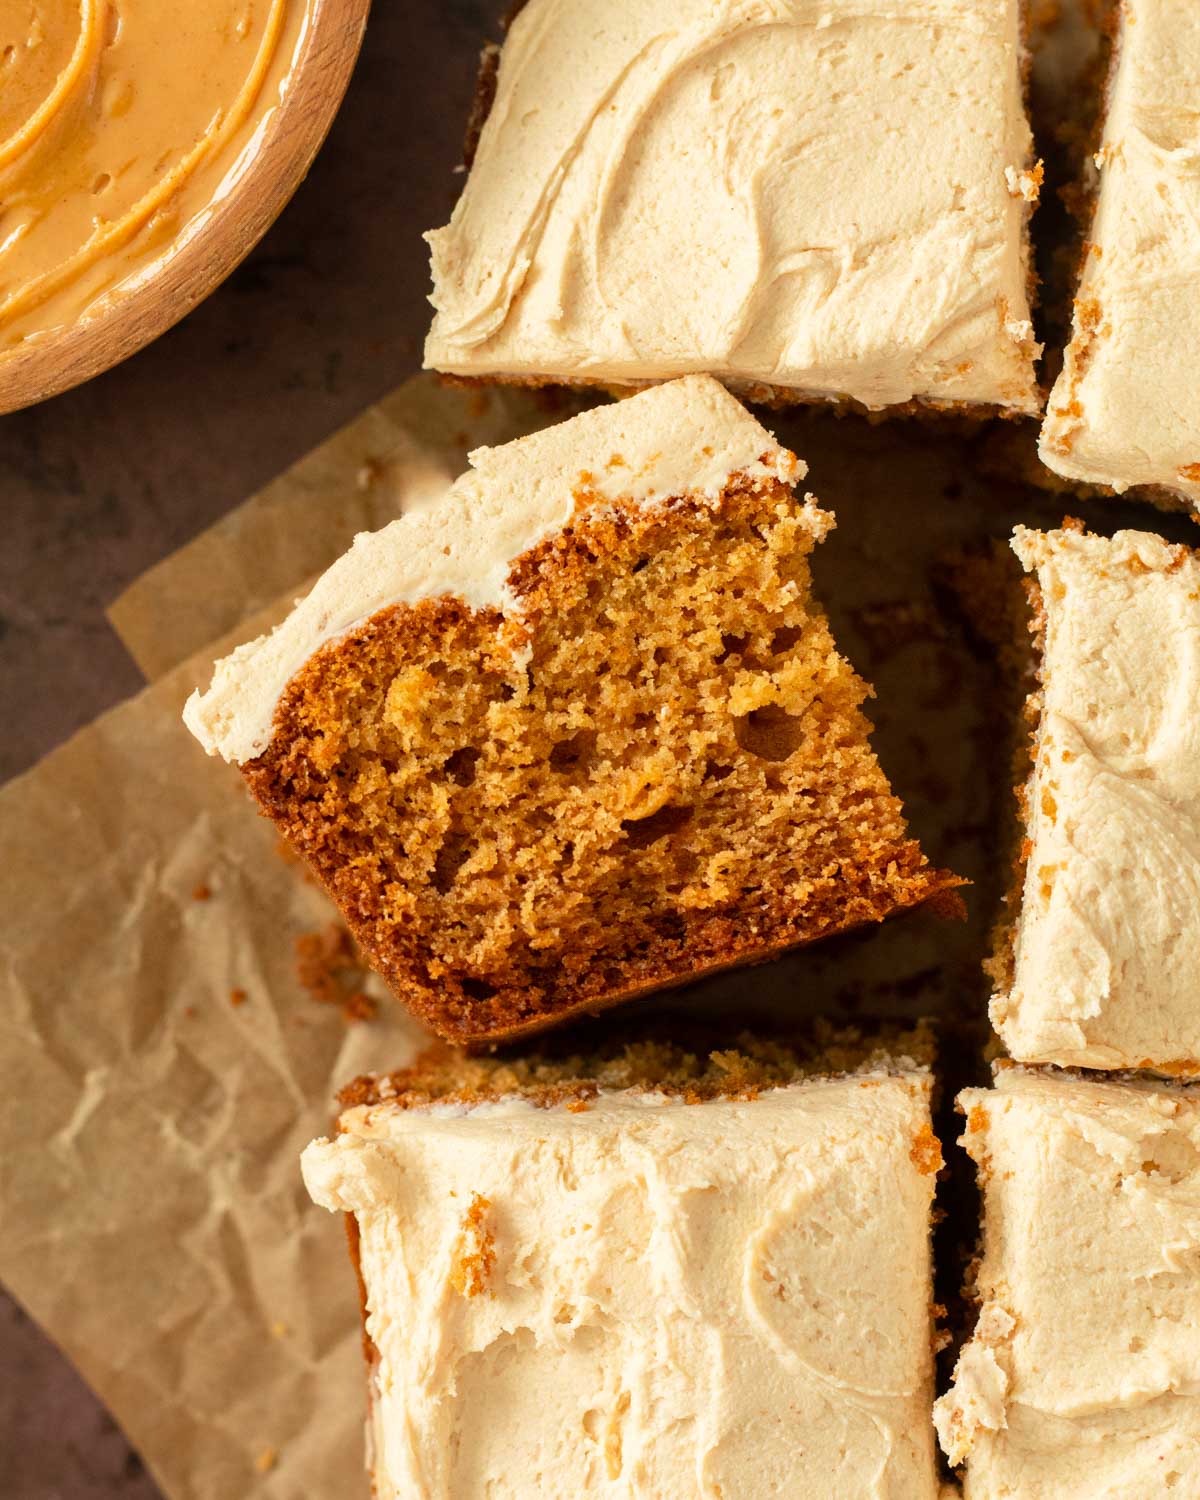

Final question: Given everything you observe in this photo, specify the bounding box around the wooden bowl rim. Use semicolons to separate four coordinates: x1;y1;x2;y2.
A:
0;0;371;417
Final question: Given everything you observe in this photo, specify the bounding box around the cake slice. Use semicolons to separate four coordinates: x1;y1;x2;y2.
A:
303;1032;945;1499
936;1067;1200;1496
990;522;1200;1075
185;377;959;1045
424;0;1041;415
1040;1;1200;512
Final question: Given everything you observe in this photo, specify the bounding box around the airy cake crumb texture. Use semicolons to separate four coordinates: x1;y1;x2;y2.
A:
245;483;957;1042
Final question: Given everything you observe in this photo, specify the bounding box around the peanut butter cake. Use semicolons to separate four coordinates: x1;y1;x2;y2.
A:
990;523;1200;1075
936;1067;1200;1496
185;377;958;1044
424;0;1041;415
1040;1;1200;511
303;1034;944;1499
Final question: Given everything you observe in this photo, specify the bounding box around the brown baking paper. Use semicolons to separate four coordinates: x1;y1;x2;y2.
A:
0;607;423;1500
3;369;1134;1500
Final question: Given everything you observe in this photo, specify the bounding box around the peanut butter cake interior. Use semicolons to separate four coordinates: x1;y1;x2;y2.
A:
1040;1;1200;511
936;1067;1200;1497
303;1032;944;1500
424;0;1041;415
990;523;1200;1075
185;377;959;1044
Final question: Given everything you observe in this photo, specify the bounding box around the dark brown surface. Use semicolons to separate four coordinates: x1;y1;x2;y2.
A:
0;3;496;1494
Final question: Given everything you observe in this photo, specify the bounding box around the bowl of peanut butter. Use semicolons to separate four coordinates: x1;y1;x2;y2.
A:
0;0;370;413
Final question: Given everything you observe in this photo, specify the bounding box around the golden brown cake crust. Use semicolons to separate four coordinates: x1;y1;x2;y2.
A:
343;1212;375;1367
245;484;962;1045
337;1023;936;1113
436;369;1035;423
983;568;1048;999
460;44;501;171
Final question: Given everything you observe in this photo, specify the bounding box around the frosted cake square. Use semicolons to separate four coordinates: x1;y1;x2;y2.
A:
937;1067;1200;1496
424;0;1041;415
1040;1;1200;512
304;1035;944;1499
989;523;1200;1075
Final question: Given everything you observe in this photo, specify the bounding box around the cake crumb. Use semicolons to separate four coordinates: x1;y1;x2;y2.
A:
243;463;959;1045
356;457;385;491
254;1447;277;1474
296;924;377;1024
909;1123;944;1176
604;1391;631;1480
1004;160;1043;203
270;1320;290;1339
932;1299;952;1353
342;990;378;1024
449;1193;496;1298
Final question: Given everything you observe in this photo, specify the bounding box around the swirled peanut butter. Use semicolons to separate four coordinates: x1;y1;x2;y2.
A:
0;0;305;353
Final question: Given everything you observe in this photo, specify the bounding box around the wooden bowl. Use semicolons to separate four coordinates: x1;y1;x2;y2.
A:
0;0;371;416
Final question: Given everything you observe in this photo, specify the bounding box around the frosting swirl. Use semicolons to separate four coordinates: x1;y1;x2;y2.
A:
304;1075;941;1500
425;0;1040;412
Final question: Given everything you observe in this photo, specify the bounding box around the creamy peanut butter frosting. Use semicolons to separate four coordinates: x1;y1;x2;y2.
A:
993;524;1200;1074
183;376;802;765
936;1069;1200;1496
303;1072;941;1500
424;0;1041;413
1040;2;1200;510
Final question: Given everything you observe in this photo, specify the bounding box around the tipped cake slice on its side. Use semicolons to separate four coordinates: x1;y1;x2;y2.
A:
185;376;960;1044
989;522;1200;1075
303;1032;944;1500
936;1066;1200;1496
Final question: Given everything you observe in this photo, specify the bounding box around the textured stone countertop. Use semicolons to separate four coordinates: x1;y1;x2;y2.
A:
0;3;492;1494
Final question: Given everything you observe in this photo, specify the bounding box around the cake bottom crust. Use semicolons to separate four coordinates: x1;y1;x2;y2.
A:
434;368;1038;423
364;876;959;1046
